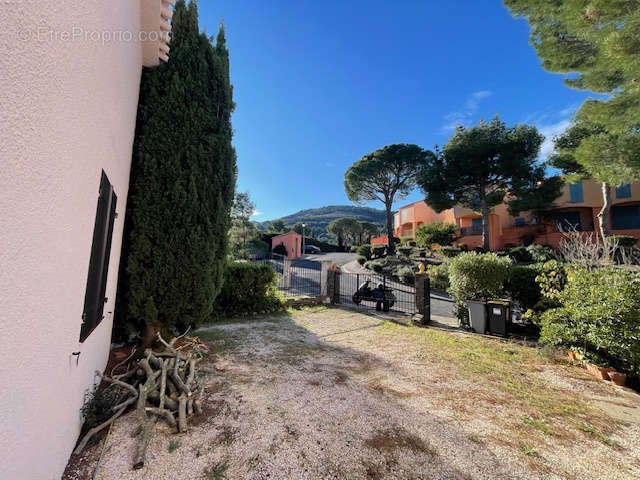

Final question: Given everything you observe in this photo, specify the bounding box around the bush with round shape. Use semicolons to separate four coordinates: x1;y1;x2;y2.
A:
526;244;556;263
440;246;461;258
427;262;450;291
356;244;372;260
415;222;457;248
371;245;386;258
448;252;512;321
365;261;383;273
398;245;414;257
396;266;415;285
539;267;640;377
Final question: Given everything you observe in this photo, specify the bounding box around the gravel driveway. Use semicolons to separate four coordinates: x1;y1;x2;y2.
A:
66;308;640;480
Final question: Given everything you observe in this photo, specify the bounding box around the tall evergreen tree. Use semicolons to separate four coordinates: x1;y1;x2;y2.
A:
117;0;236;344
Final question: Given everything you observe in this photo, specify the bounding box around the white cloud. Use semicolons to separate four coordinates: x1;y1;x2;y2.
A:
526;104;579;160
440;90;492;134
251;210;262;217
538;119;571;160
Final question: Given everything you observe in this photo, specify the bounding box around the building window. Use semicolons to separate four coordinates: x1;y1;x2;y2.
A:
611;205;640;230
471;218;483;232
80;171;117;342
569;182;583;203
514;217;525;227
556;211;581;232
615;184;631;199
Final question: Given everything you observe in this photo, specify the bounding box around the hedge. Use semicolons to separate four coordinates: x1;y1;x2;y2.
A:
448;252;512;320
371;245;386;258
214;262;284;316
540;267;640;377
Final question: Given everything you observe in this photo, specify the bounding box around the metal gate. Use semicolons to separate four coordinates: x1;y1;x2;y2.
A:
337;271;416;315
254;256;322;297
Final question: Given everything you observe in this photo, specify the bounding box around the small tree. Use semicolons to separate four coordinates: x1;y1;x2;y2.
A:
418;117;554;251
359;221;380;245
229;192;257;257
268;219;286;233
327;217;361;247
345;144;432;255
415;222;457;247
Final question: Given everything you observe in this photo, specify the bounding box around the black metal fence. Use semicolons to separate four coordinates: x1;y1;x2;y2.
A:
253;256;322;298
337;271;416;315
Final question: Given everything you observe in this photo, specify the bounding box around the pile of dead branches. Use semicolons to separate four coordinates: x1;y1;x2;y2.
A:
73;332;209;469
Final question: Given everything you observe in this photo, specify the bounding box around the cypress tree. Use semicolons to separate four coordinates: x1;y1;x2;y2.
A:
116;0;236;344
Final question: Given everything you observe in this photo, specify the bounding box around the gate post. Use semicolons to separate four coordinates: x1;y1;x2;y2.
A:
283;258;292;290
320;260;332;297
327;268;340;304
414;271;430;325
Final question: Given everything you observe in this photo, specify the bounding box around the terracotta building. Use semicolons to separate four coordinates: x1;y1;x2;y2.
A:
383;179;640;250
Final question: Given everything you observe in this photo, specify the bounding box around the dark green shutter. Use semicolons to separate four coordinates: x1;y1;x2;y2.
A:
80;171;117;342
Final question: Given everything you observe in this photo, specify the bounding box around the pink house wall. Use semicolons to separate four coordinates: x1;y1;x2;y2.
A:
0;1;170;478
272;232;302;258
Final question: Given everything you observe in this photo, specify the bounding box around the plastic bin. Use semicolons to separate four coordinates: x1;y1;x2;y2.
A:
467;300;487;334
487;300;510;337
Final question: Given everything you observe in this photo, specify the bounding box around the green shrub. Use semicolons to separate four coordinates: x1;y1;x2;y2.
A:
246;238;269;257
398;245;414;257
272;243;288;257
505;264;545;311
365;261;383;273
356;244;372;260
400;236;413;244
526;244;557;262
81;387;120;431
440;246;462;258
356;255;366;265
508;246;532;263
397;266;415;285
415;222;458;247
214;262;283;315
449;252;512;320
427;262;450;291
607;235;638;248
371;245;386;258
539;268;640;376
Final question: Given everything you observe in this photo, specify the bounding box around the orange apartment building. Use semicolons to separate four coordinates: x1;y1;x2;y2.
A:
383;180;640;251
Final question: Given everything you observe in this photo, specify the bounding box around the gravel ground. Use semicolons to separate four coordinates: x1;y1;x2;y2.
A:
65;308;640;480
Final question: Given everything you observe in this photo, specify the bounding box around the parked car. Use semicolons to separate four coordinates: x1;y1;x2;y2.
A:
304;245;321;254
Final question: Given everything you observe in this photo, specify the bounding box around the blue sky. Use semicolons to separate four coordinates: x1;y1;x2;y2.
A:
196;0;595;221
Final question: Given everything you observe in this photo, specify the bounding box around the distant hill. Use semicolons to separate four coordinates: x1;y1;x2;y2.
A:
258;205;387;235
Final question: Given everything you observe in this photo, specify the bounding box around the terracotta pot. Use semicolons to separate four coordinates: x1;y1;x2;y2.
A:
586;363;615;380
608;371;627;387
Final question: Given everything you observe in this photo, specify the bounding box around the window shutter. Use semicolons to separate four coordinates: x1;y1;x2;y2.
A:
615;184;631;199
569;183;584;203
80;171;117;342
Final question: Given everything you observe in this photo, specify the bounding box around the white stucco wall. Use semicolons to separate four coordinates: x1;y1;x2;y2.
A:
0;1;148;478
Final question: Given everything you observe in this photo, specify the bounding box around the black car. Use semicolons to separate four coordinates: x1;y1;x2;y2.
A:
304;245;321;254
